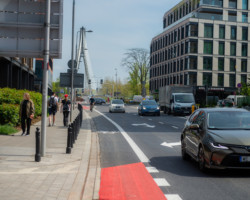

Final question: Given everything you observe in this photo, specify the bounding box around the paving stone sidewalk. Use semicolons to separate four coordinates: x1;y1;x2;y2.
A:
0;105;100;200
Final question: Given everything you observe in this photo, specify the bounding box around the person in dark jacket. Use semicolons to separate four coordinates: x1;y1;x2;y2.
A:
19;93;34;136
61;94;71;127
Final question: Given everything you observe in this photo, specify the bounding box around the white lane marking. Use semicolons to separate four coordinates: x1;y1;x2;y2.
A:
94;109;149;163
154;178;170;186
132;123;155;128
165;194;183;200
172;126;179;129
146;167;159;173
133;114;137;116
161;141;181;148
98;131;118;134
159;122;164;124
148;118;152;121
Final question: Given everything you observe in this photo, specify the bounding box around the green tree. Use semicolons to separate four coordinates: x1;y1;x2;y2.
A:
122;48;150;97
52;78;67;97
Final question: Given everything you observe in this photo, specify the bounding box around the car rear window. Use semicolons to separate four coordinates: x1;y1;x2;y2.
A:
142;101;157;105
208;111;250;129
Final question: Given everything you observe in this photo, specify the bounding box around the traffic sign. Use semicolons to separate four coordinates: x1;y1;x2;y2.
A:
67;60;77;69
60;73;84;88
0;0;63;58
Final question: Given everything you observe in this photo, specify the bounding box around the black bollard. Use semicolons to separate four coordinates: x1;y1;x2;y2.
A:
70;124;74;148
35;127;41;162
66;125;72;154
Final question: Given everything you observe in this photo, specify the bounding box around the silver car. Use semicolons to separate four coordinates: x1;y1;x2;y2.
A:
109;99;125;113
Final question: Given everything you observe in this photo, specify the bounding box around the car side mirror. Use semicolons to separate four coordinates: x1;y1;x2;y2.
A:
190;124;200;130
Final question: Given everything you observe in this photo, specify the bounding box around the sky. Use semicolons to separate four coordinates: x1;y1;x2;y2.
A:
53;0;179;86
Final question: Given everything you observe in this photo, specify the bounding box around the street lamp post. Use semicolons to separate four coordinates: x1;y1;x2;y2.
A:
70;0;75;123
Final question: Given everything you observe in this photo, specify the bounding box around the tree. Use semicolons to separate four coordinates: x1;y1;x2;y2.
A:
52;78;66;97
122;48;150;97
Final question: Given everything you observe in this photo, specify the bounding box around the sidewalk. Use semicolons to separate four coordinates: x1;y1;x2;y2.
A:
0;105;100;200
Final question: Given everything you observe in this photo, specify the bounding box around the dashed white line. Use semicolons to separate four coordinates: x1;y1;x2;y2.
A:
165;194;183;200
159;122;164;124
146;167;159;173
172;126;179;129
94;109;149;163
154;178;170;186
148;118;152;121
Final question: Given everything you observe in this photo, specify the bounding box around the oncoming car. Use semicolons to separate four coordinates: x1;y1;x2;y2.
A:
138;100;160;116
181;108;250;171
109;99;125;113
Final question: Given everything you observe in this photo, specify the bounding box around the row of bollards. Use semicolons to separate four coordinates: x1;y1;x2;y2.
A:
66;103;83;154
35;104;83;162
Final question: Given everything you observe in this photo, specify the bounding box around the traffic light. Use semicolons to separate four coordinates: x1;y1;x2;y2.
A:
88;79;91;84
100;79;103;84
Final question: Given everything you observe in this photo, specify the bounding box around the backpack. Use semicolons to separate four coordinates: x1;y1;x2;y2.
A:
49;96;57;108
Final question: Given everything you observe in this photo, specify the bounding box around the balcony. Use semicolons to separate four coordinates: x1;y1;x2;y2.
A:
195;12;223;20
201;0;223;7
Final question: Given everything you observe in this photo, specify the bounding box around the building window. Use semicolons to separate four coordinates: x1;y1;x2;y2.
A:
231;27;237;40
241;59;247;72
242;0;248;9
229;74;236;87
229;0;237;8
241;75;247;84
219;42;225;55
190;40;198;53
218;58;224;71
242;43;248;57
203;73;212;86
190;56;197;69
185;57;189;70
230;58;236;72
180;59;184;71
181;43;184;55
181;27;185;39
230;42;236;56
186;25;189;37
218;74;224;87
242;27;248;41
189;72;197;86
190;23;198;37
185;40;189;54
219;25;225;39
204;24;213;38
204;41;213;54
242;13;248;23
203;57;213;70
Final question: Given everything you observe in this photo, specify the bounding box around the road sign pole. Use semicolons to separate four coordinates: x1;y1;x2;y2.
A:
70;0;75;122
41;0;51;157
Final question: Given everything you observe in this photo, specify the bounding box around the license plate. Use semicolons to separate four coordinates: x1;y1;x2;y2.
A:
116;106;120;108
149;110;155;112
239;156;250;162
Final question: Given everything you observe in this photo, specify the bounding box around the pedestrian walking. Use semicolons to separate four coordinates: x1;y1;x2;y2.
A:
107;97;110;104
48;92;58;126
89;96;95;112
19;93;34;136
61;94;71;127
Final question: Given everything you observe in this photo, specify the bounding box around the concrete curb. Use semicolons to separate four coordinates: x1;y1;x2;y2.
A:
67;110;101;200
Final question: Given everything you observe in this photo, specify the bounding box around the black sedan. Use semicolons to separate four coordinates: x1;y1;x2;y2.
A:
181;108;250;171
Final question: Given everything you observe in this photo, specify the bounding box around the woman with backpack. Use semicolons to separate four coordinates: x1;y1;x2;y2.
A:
19;93;34;136
61;94;71;127
48;92;58;127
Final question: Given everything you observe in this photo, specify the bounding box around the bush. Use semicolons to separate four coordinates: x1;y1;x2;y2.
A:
0;124;18;135
0;88;42;126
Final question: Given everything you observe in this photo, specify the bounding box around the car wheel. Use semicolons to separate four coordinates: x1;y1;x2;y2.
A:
198;146;207;172
157;113;160;116
167;108;171;115
181;139;189;161
164;107;167;114
109;110;112;113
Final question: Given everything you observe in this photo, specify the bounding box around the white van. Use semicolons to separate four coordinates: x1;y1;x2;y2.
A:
226;95;246;106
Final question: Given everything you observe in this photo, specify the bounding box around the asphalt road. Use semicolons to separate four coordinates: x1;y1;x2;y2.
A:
89;104;250;200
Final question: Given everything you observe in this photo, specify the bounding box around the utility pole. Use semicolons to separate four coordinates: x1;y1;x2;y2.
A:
41;0;51;157
115;68;117;98
70;0;75;122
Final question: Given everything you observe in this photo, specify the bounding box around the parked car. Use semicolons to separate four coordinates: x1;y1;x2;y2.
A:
94;98;106;105
217;99;234;107
181;108;250;171
138;100;160;116
109;99;125;113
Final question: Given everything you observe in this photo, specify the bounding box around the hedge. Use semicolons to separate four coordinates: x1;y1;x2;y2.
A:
0;88;42;126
